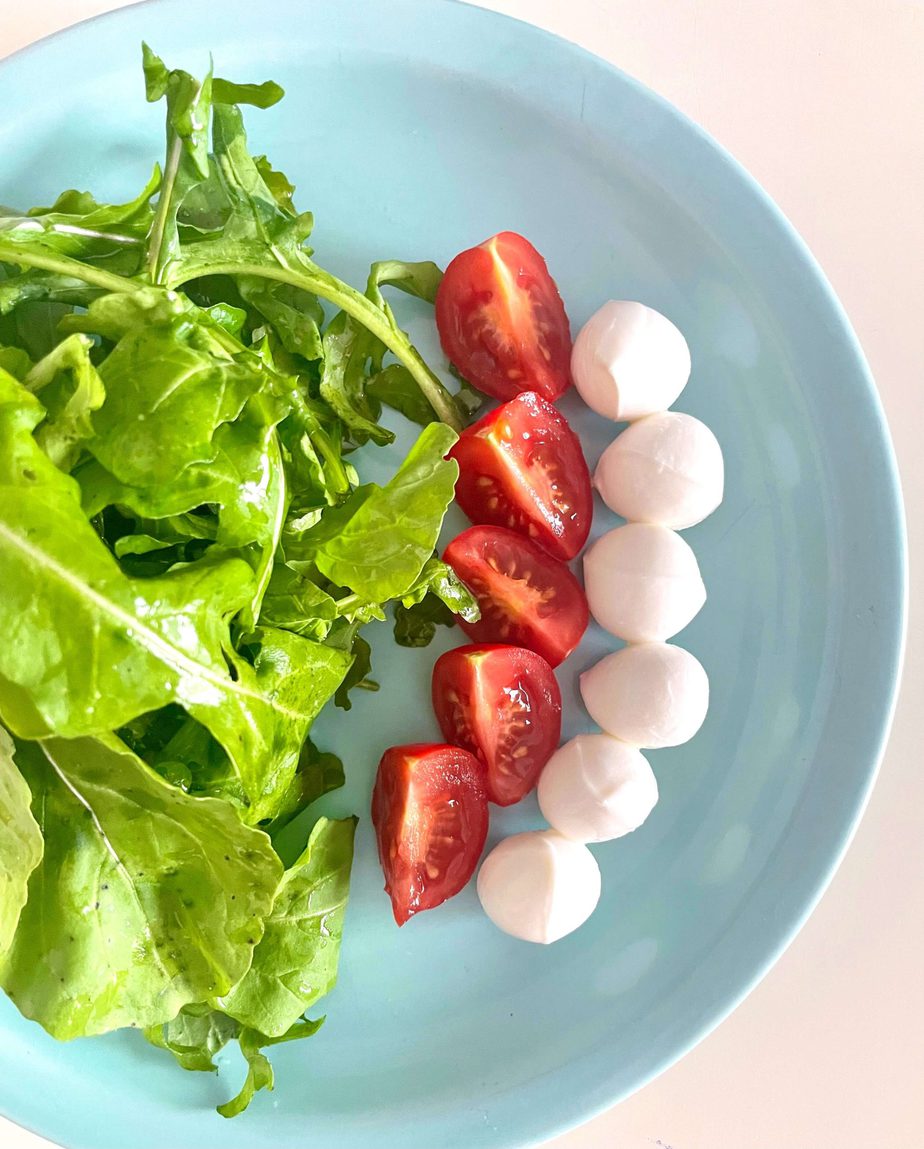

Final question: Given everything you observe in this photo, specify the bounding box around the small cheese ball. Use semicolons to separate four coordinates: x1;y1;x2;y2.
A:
477;830;601;944
594;411;724;529
583;523;706;643
580;643;709;748
571;301;691;421
538;734;658;843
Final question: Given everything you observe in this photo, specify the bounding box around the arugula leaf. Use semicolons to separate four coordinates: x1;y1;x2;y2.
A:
202;299;247;335
0;345;31;378
1;734;282;1038
312;421;459;600
260;565;338;641
319;310;394;447
142;44;214;285
253;156;297;215
332;630;378;711
113;532;180;559
145;1003;238;1072
22;333;105;470
165;100;314;285
89;305;265;490
0;268;103;316
219;1028;275;1118
147;1006;324;1117
393;595;454;648
366;259;443;307
316;260;442;445
59;281;190;339
239;277;324;361
220;816;355;1035
265;739;346;834
212;78;285;110
0;164;160;279
0;728;43;954
217;1018;324;1118
367;363;437;428
143;810;349;1112
392;558;481;648
187;627;354;822
0;298;73;362
81;391;285;528
400;555;481;617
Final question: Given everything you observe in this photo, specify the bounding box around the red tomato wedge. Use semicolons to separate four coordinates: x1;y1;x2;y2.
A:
371;743;488;926
435;231;572;402
443;526;589;667
432;644;562;806
449;391;592;561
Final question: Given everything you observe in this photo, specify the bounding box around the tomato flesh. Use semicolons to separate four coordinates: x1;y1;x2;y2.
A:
443;526;589;667
435;231;572;402
371;743;488;925
432;644;562;806
449;391;592;561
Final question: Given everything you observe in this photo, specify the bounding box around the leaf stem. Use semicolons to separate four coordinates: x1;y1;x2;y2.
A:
284;387;351;496
146;133;183;284
172;259;463;431
0;241;142;294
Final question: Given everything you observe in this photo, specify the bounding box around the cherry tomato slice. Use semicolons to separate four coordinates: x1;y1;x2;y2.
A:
443;526;589;667
449;391;592;561
435;231;572;402
371;743;488;926
432;644;562;806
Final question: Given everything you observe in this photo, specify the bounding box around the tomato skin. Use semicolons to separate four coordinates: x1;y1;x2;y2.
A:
435;232;572;403
432;644;562;806
371;743;488;926
443;526;589;668
449;391;592;561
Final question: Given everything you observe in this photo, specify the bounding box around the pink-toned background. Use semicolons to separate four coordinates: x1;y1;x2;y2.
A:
2;3;921;1146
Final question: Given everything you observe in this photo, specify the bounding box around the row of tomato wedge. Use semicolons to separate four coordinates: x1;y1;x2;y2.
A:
372;232;594;926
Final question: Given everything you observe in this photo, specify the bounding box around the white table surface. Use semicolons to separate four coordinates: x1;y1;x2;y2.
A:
1;2;921;1147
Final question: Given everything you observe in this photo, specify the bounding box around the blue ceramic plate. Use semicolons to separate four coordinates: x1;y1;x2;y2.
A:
0;2;905;1147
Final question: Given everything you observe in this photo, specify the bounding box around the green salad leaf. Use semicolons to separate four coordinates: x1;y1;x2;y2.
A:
147;1009;325;1118
311;421;459;601
0;728;43;954
21;333;105;471
1;735;282;1038
393;557;481;648
145;817;354;1116
217;1018;325;1118
145;1003;239;1073
196;627;354;822
220;816;356;1035
332;630;378;710
0;164;160;282
90;309;265;489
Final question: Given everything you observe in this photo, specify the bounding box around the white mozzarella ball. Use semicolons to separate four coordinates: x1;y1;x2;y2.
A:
583;523;706;643
538;735;658;843
571;301;691;422
594;412;724;528
477;830;601;944
580;643;709;748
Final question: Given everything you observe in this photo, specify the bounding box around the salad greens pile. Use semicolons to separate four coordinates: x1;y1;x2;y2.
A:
0;47;478;1115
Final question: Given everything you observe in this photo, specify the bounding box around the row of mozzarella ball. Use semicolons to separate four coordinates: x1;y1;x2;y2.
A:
478;301;725;944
